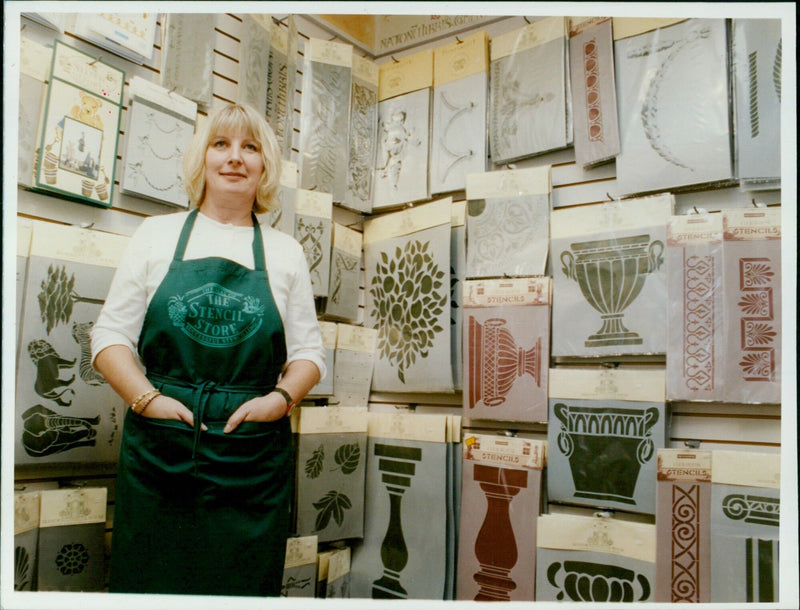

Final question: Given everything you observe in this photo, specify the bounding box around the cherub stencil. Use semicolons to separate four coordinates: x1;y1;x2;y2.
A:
377;109;422;189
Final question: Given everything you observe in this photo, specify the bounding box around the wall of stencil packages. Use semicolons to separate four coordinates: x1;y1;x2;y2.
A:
8;6;795;606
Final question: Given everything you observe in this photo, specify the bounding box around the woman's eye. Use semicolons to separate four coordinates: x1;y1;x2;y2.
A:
245;142;259;151
212;140;226;148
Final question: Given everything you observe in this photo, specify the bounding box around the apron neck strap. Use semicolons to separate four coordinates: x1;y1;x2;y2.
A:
174;208;266;271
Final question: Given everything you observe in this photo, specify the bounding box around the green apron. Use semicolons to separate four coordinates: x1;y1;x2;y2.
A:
110;208;292;596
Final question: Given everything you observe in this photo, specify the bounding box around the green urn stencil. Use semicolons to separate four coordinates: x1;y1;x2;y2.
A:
369;240;448;383
560;234;664;347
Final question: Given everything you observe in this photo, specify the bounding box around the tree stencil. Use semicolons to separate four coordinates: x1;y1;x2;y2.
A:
38;264;104;334
370;239;448;383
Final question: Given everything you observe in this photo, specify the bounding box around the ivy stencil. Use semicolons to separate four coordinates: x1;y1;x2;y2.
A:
369;239;448;383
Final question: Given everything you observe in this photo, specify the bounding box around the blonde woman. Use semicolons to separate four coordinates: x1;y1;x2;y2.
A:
92;103;324;596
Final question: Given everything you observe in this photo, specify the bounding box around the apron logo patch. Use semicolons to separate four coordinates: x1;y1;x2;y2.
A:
167;283;265;347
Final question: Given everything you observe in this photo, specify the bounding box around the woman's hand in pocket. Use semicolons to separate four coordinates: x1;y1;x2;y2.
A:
141;394;207;430
224;393;286;433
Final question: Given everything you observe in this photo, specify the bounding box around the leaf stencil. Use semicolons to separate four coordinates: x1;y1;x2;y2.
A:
312;490;352;531
304;445;325;479
332;442;361;475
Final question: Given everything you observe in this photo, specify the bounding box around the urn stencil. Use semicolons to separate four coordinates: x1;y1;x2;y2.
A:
468;318;542;408
560;234;664;347
546;560;652;602
554;403;659;505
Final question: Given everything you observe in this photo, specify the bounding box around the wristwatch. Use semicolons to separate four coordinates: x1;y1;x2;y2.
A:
273;387;295;416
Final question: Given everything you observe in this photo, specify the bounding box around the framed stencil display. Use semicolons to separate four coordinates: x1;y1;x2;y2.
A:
35;41;124;207
15;222;129;470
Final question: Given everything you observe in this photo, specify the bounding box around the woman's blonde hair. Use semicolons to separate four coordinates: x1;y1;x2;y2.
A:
182;103;282;214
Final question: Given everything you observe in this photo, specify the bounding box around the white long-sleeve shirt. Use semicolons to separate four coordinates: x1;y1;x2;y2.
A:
91;210;326;379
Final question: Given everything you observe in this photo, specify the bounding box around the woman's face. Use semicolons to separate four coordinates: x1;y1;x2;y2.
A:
203;128;264;204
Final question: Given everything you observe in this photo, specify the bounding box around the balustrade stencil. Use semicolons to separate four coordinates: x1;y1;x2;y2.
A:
15;223;128;469
350;414;449;600
456;435;545;601
721;208;781;404
463;278;551;423
614;18;733;196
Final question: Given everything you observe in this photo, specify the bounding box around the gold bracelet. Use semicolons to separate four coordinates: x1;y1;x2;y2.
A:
131;388;161;414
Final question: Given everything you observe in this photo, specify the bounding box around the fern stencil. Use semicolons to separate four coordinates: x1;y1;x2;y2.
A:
772;39;781;102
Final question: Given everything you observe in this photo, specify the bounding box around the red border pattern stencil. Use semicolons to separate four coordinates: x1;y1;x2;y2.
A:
671;484;702;601
737;257;776;381
683;254;716;391
584;38;603;143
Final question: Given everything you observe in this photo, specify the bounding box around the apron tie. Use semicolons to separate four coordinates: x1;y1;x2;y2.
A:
190;380;216;465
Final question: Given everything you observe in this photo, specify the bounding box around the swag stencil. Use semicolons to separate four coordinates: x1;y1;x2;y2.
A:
369;240;448;383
